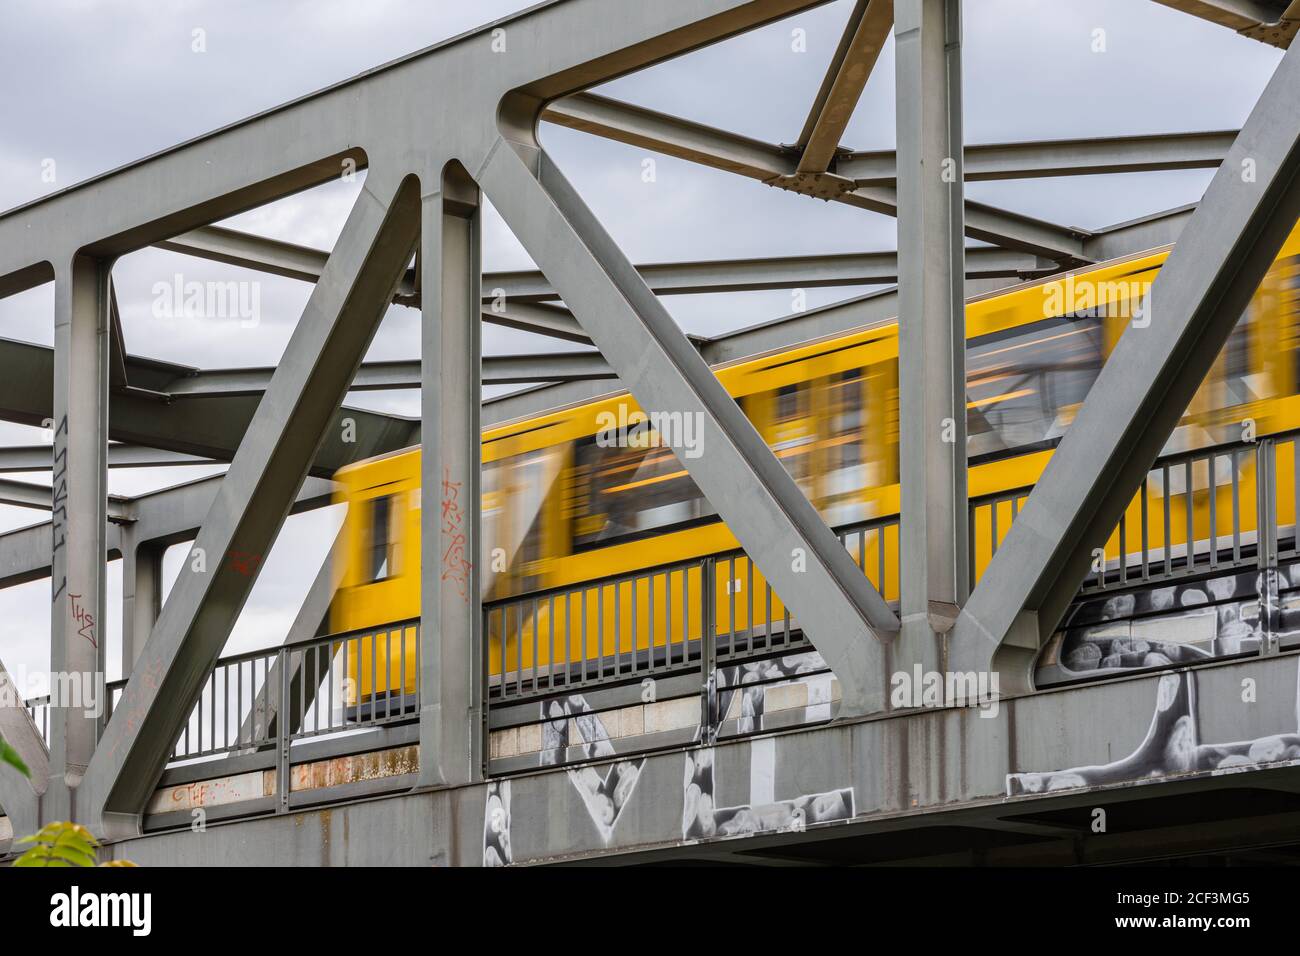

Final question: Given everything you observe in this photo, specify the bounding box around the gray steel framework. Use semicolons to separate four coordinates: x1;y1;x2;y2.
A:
0;0;1292;848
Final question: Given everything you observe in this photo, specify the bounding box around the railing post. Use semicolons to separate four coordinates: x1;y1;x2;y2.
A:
699;557;717;746
478;615;489;780
1256;437;1280;655
276;646;291;813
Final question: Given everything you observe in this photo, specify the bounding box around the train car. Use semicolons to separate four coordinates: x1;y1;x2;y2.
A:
330;221;1300;707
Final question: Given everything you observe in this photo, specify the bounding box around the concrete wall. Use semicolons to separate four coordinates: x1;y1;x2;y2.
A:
103;652;1300;865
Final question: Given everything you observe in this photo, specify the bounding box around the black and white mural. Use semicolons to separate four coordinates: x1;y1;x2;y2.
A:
493;650;839;775
1038;569;1265;686
544;694;648;844
1041;559;1300;687
483;779;512;867
1009;662;1300;795
1273;561;1300;647
682;738;854;840
484;653;848;860
682;747;717;839
715;650;835;736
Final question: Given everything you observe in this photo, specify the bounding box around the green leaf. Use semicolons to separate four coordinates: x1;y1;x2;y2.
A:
14;855;73;867
14;821;99;867
0;733;29;778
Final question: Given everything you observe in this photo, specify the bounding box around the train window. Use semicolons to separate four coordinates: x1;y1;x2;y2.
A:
965;316;1106;459
1225;310;1250;383
832;370;862;469
367;494;400;583
480;449;562;598
571;435;714;550
1287;257;1300;393
776;384;801;421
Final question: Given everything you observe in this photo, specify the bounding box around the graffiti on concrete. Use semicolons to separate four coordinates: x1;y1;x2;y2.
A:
544;694;648;844
1009;660;1300;795
682;736;853;840
483;779;511;867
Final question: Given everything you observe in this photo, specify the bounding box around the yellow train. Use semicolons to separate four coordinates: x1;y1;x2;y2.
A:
331;222;1300;703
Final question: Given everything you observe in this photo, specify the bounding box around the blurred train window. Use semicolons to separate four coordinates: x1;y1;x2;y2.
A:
818;369;868;526
480;449;561;597
572;436;713;550
776;383;801;421
965;316;1105;459
1288;257;1300;388
831;369;862;469
1226;311;1250;383
367;494;400;582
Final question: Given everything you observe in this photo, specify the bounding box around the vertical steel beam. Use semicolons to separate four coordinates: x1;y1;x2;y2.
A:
119;531;160;679
949;36;1300;688
46;254;110;822
895;0;967;670
80;170;421;835
417;165;484;787
478;136;898;717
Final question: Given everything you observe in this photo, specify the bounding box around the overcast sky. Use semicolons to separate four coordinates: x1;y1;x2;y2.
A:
0;0;1283;694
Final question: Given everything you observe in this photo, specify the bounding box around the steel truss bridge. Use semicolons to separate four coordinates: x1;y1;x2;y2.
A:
2;0;1300;866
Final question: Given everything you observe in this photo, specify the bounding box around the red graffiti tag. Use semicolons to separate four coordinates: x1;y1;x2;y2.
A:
440;467;472;600
68;592;97;648
226;550;262;576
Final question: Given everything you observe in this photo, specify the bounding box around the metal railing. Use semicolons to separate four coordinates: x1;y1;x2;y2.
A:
101;620;419;770
479;514;897;773
483;513;898;710
968;432;1300;596
23;695;49;746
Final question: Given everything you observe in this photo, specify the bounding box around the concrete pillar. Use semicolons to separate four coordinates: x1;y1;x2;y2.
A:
417;164;483;787
48;253;111;819
895;0;968;673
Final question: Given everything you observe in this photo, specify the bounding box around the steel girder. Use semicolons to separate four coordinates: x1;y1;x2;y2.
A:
0;445;212;472
161;221;1052;300
417;166;486;787
1152;0;1299;47
895;0;967;662
0;475;333;590
0;337;418;475
544;92;1093;263
949;35;1300;689
792;0;894;175
0;477;132;522
840;130;1237;185
156;224;592;344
